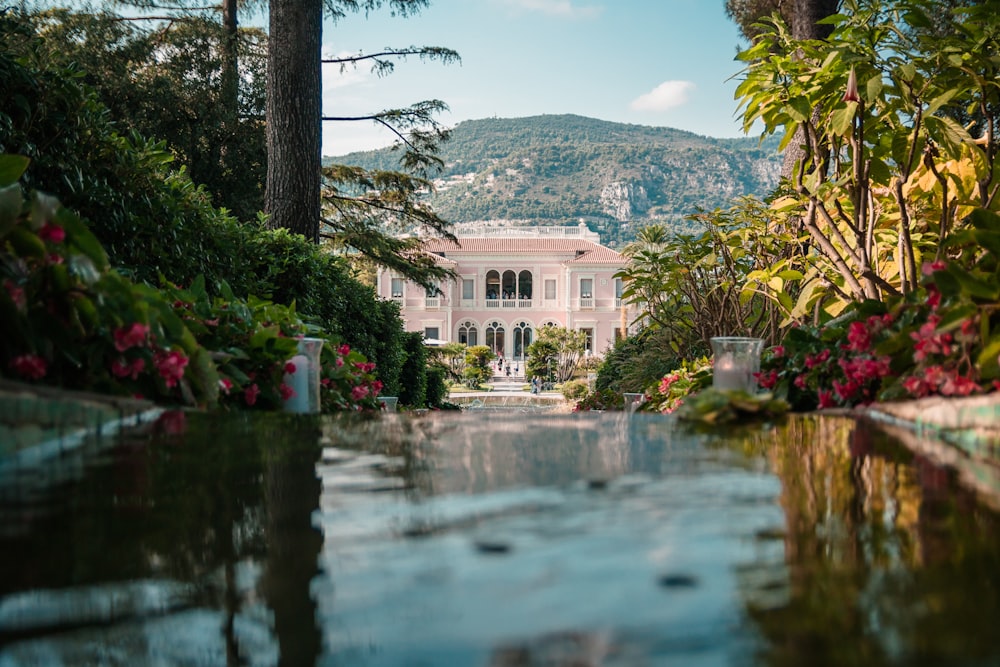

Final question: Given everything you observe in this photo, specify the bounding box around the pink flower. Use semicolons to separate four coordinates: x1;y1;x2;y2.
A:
922;260;947;275
846;320;871;352
805;349;831;369
154;349;188;388
11;354;47;380
338;344;351;356
794;374;808;390
245;383;260;406
926;285;941;310
114;323;150;352
38;222;65;244
843;67;860;103
817;389;836;409
755;369;778;390
351;385;370;401
940;372;979;397
4;279;26;310
770;346;785;358
903;375;930;398
219;378;233;394
279;383;296;401
110;356;145;380
46;253;64;265
353;361;376;373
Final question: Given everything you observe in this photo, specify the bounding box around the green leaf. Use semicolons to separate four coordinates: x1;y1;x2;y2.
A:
947;265;999;300
0;183;23;239
0;155;29;187
977;337;1000;379
830;106;856;136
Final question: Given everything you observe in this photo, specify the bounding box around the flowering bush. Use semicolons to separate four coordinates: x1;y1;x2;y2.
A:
757;237;1000;411
643;357;713;414
0;155;381;412
572;387;623;412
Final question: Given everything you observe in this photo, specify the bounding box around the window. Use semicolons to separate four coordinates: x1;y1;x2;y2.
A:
580;328;594;354
615;277;623;299
485;321;506;356
391;277;403;298
580;278;593;299
544;279;557;300
458;321;478;346
513;321;533;359
424;327;440;340
462;279;475;300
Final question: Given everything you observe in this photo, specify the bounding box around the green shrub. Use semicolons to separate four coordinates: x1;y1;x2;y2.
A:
425;366;447;408
560;379;589;400
398;331;428;408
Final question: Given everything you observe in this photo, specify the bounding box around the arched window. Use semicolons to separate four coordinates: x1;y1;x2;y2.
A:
458;320;478;346
485;270;501;300
485;320;506;356
513;321;533;359
517;270;533;299
502;270;517;300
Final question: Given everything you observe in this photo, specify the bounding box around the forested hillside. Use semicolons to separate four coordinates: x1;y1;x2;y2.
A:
326;114;782;246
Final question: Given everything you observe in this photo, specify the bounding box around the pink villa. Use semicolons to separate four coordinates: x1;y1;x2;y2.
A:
375;224;634;361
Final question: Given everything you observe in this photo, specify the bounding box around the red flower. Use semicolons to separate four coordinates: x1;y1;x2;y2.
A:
244;383;260;406
845;320;871;352
114;323;150;352
817;389;837;409
940;372;979;396
926;285;941;310
903;375;930;398
284;361;298;375
38;222;65;244
921;260;947;275
154;349;188;388
338;344;351;356
770;345;785;358
219;378;233;395
351;384;370;401
279;383;296;401
793;374;808;390
843;67;860;103
755;369;779;390
111;356;146;380
4;279;26;310
11;354;47;380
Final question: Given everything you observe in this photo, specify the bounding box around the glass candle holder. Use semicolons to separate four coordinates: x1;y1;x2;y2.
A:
283;337;324;413
710;337;764;393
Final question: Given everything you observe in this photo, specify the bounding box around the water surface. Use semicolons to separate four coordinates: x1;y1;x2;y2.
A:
1;411;998;666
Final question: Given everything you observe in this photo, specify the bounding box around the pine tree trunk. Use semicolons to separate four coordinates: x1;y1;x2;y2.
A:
265;0;322;242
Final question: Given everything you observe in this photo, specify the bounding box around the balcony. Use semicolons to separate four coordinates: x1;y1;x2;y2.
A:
424;297;441;309
579;297;595;310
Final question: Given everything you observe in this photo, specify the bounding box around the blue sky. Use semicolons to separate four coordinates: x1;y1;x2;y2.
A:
320;0;753;156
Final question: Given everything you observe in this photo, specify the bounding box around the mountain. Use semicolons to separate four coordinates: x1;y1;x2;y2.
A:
325;114;782;247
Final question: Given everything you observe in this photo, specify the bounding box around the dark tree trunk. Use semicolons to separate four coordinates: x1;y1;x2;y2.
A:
782;0;842;179
265;0;322;242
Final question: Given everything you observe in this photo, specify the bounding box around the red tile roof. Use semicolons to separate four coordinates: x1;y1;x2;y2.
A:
420;237;624;264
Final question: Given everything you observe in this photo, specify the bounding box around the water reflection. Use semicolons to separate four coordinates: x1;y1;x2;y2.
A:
0;410;998;666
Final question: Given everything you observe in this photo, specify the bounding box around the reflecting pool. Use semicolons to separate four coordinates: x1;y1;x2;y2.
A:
1;410;999;666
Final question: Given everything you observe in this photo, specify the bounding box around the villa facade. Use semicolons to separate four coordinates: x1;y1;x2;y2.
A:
375;225;633;360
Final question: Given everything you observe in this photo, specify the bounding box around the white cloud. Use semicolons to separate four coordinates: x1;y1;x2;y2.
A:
629;81;696;112
493;0;602;19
